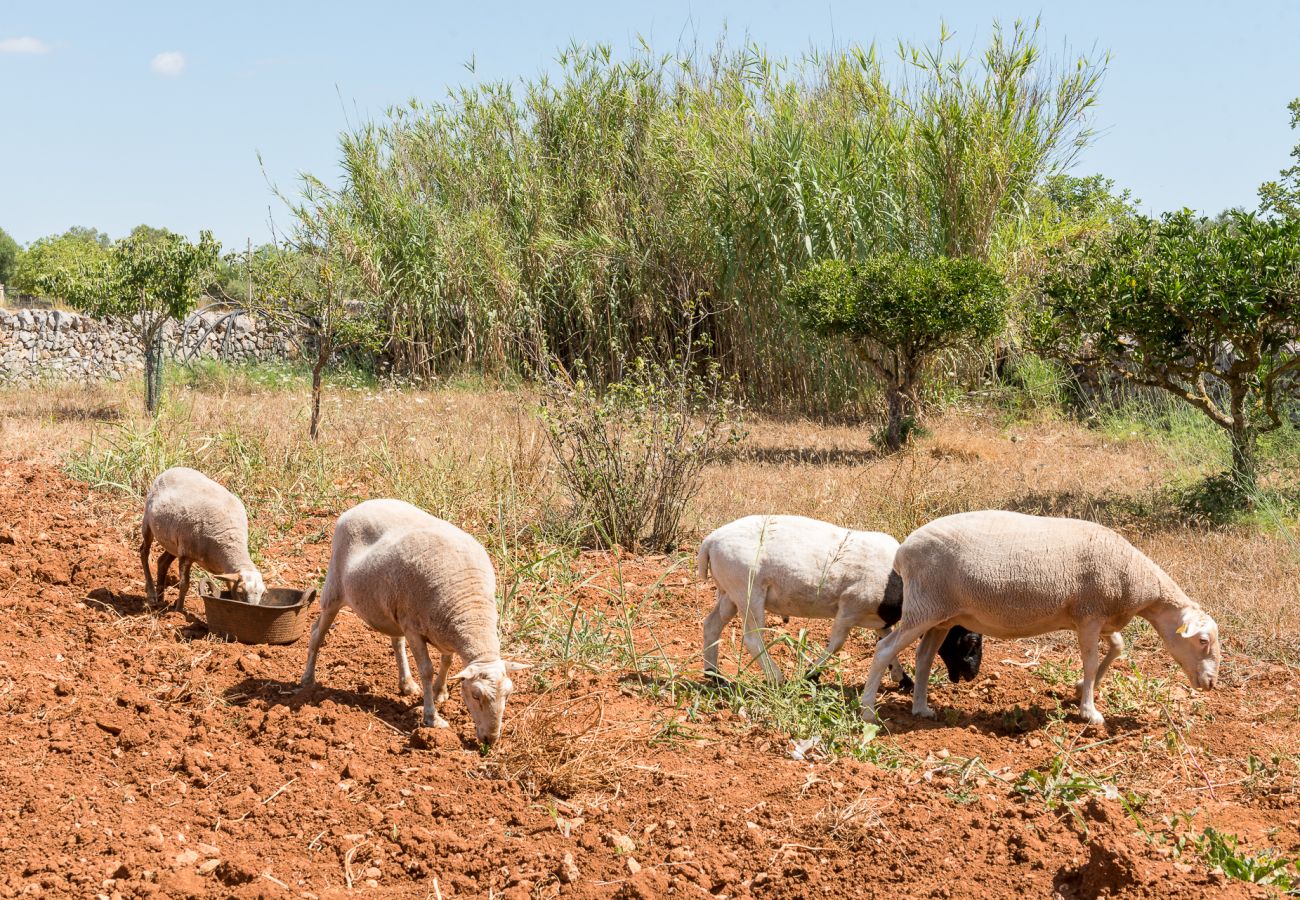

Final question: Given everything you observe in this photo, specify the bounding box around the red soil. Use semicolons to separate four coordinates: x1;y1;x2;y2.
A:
0;462;1294;898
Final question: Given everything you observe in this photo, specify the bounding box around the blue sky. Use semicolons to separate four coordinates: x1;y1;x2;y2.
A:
2;1;1297;250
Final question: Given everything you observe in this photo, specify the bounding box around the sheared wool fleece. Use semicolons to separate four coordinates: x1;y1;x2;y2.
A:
142;466;257;578
321;499;501;664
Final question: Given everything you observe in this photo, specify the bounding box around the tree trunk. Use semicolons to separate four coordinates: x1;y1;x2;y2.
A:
884;384;905;452
1226;380;1258;498
309;358;324;441
1229;423;1258;496
143;333;164;416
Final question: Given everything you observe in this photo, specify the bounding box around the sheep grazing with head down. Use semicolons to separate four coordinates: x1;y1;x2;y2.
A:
140;466;267;611
300;499;528;746
699;515;983;687
859;510;1221;727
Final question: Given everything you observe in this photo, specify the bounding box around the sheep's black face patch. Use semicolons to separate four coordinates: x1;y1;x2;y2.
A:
939;626;983;683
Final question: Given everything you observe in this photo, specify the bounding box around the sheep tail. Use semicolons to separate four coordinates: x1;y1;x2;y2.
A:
697;540;711;581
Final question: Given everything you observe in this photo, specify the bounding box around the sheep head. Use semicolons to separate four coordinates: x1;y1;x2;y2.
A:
451;658;530;746
1164;609;1220;690
213;569;267;606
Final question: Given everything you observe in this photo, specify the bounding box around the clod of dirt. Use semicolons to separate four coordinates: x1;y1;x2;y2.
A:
606;831;635;853
558;852;580;884
342;757;371;781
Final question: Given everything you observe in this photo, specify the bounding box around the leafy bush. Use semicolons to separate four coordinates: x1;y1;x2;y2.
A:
540;353;744;551
37;229;221;414
0;227;19;288
788;254;1007;448
284;23;1104;413
1036;210;1300;495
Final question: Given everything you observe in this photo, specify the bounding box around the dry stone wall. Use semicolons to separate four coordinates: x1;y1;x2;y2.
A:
0;308;304;385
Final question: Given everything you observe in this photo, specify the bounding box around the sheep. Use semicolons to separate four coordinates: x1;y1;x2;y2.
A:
299;499;528;745
859;510;1221;727
699;515;983;688
140;466;266;611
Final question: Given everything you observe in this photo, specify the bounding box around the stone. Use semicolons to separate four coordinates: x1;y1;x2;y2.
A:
558;853;580;884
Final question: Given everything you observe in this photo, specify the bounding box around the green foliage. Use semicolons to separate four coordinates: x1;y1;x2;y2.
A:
39;229;221;413
285;22;1103;412
1260;98;1300;220
792;255;1007;351
540;351;745;552
788;254;1006;447
0;227;19;288
9;227;111;296
1037;210;1300;492
1167;821;1300;891
241;236;380;438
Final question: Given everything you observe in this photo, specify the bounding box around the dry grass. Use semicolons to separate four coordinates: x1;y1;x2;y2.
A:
1;371;1296;661
480;692;635;799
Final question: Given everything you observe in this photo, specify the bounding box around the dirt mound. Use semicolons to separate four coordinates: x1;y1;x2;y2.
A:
0;462;1294;897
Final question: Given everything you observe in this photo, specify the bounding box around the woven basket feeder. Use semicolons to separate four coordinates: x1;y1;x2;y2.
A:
198;579;318;645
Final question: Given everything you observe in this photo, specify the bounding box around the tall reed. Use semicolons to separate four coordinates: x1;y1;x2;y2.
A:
290;20;1105;414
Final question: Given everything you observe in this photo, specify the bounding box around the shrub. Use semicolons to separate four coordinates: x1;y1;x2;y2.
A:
1036;210;1300;495
788;254;1007;449
540;352;745;551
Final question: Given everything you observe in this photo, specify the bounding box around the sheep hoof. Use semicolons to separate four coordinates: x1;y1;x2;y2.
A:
703;669;729;686
1080;709;1105;727
859;706;880;724
299;676;315;689
913;705;935;719
399;679;421;696
435;690;449;704
423;715;449;729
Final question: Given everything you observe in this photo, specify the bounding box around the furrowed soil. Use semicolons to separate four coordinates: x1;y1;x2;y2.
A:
0;461;1297;898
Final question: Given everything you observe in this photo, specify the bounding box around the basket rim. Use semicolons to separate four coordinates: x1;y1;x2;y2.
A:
198;579;317;611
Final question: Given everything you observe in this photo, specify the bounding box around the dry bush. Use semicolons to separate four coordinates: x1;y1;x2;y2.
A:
482;692;634;799
811;791;889;849
2;376;1295;661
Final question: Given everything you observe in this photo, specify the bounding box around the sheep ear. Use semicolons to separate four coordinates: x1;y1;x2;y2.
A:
449;665;477;681
1177;611;1212;639
504;661;531;672
212;572;243;585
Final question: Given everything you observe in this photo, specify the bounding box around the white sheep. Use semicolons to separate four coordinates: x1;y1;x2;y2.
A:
299;499;528;745
699;515;983;686
859;510;1221;727
140;466;266;610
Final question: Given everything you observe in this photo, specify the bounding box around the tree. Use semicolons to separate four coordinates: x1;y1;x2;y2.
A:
245;242;376;439
9;227;110;296
39;230;221;414
1259;98;1300;219
1036;210;1300;493
788;254;1008;449
0;228;19;288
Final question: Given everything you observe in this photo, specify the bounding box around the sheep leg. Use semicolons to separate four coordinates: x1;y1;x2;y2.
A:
859;618;934;723
406;634;447;728
910;626;949;719
740;588;783;684
299;590;344;688
1093;632;1125;687
154;552;175;607
171;559;193;612
702;590;737;680
1075;621;1106;727
392;637;421;696
873;627;915;693
139;523;156;603
806;613;866;685
431;653;453;704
